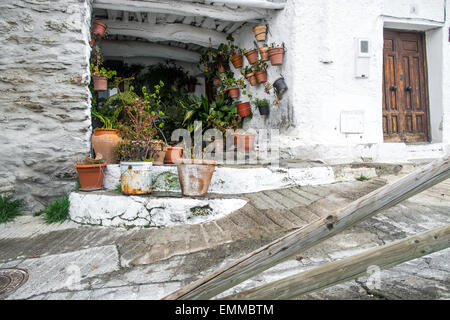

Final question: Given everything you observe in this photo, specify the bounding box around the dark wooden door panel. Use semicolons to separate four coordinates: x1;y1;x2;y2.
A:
382;30;429;143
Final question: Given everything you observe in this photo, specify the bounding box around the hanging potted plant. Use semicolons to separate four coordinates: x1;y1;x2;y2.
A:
92;20;107;37
90;45;116;91
254;98;271;116
91;110;122;164
236;101;252;118
268;43;286;66
241;66;257;86
227;36;243;69
253;60;268;84
175;148;217;197
187;75;199;93
74;156;107;191
259;44;270;61
243;48;259;65
253;25;267;42
222;77;245;99
273;77;288;99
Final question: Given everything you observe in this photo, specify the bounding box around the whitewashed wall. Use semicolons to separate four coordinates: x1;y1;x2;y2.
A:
0;0;93;212
231;0;449;162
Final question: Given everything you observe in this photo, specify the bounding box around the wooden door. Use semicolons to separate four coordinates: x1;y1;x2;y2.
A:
382;30;430;142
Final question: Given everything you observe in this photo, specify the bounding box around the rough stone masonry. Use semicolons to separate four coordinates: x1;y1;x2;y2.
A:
0;0;93;212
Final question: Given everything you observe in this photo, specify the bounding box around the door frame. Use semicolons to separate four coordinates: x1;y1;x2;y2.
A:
382;28;431;143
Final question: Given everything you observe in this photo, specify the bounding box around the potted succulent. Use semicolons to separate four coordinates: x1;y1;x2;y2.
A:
90;45;116;91
116;84;164;195
243;48;259;65
259;44;270;61
254;98;271;116
92;20;107;37
91;110;122;164
74;156;107;191
253;25;267;41
253;60;268;84
175;148;217;197
268;43;286;66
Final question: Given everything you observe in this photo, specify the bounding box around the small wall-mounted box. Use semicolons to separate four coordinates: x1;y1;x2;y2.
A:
355;38;370;78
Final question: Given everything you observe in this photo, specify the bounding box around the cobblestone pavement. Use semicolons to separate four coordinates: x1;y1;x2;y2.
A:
0;176;449;300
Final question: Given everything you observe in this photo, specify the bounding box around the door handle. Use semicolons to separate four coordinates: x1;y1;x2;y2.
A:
405;86;412;91
390;86;397;91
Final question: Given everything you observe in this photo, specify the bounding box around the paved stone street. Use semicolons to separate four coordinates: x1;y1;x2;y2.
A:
0;175;449;300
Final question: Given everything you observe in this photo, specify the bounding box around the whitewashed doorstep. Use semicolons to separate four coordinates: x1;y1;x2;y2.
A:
69;191;248;228
103;164;336;194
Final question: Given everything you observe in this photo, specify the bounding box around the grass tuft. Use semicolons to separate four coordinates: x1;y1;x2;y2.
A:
356;175;369;181
36;195;70;224
0;195;25;224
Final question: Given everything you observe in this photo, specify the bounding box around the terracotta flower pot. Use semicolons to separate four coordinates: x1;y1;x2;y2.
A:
259;46;269;61
245;72;257;86
74;163;107;191
255;70;267;84
175;159;217;197
92;74;107;91
164;146;184;164
244;49;259;65
228;87;239;99
237;102;251;117
149;142;168;165
232;133;256;151
268;47;285;66
231;54;243;69
92;21;107;37
91;128;122;164
253;25;267;41
217;62;225;73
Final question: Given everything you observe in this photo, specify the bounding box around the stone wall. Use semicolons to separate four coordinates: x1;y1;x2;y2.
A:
0;0;93;212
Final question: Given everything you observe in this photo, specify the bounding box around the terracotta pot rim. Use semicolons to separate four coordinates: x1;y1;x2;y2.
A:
175;159;218;166
92;74;107;80
269;47;285;54
94;128;118;133
167;146;184;150
74;163;107;169
94;20;107;27
237;102;250;106
255;70;266;75
231;53;243;59
245;49;258;55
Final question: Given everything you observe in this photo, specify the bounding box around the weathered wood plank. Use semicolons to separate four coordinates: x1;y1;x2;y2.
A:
162;156;450;300
222;224;450;300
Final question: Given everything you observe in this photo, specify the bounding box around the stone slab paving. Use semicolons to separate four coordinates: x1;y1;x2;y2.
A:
0;177;449;300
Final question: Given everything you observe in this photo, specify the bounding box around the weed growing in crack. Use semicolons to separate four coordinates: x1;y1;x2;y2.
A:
35;195;70;224
0;194;25;224
356;175;369;181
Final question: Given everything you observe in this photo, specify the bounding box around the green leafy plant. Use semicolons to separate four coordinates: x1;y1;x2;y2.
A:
0;195;25;224
179;95;211;134
254;98;270;107
356;175;369;181
207;95;241;133
252;60;268;72
36;196;70;224
90;44;116;79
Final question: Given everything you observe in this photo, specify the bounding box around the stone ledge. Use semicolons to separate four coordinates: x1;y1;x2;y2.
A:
69;191;248;228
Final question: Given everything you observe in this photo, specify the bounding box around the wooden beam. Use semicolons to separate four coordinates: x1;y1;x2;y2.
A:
221;224;450;300
105;20;227;47
101;40;201;63
92;0;268;22
210;0;286;10
162;156;450;300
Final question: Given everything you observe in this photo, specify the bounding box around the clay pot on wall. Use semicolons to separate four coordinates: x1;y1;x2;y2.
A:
91;128;122;164
255;70;267;84
232;133;256;151
164;146;184;164
259;46;269;61
149;142;168;165
175;159;217;197
237;102;251;117
231;54;244;69
74;162;107;191
268;47;285;66
228;87;240;99
92;74;107;91
253;25;267;41
245;72;257;86
120;162;153;195
92;21;107;37
244;49;259;65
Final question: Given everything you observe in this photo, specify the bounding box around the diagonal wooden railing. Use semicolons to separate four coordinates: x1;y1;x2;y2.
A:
163;156;450;300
